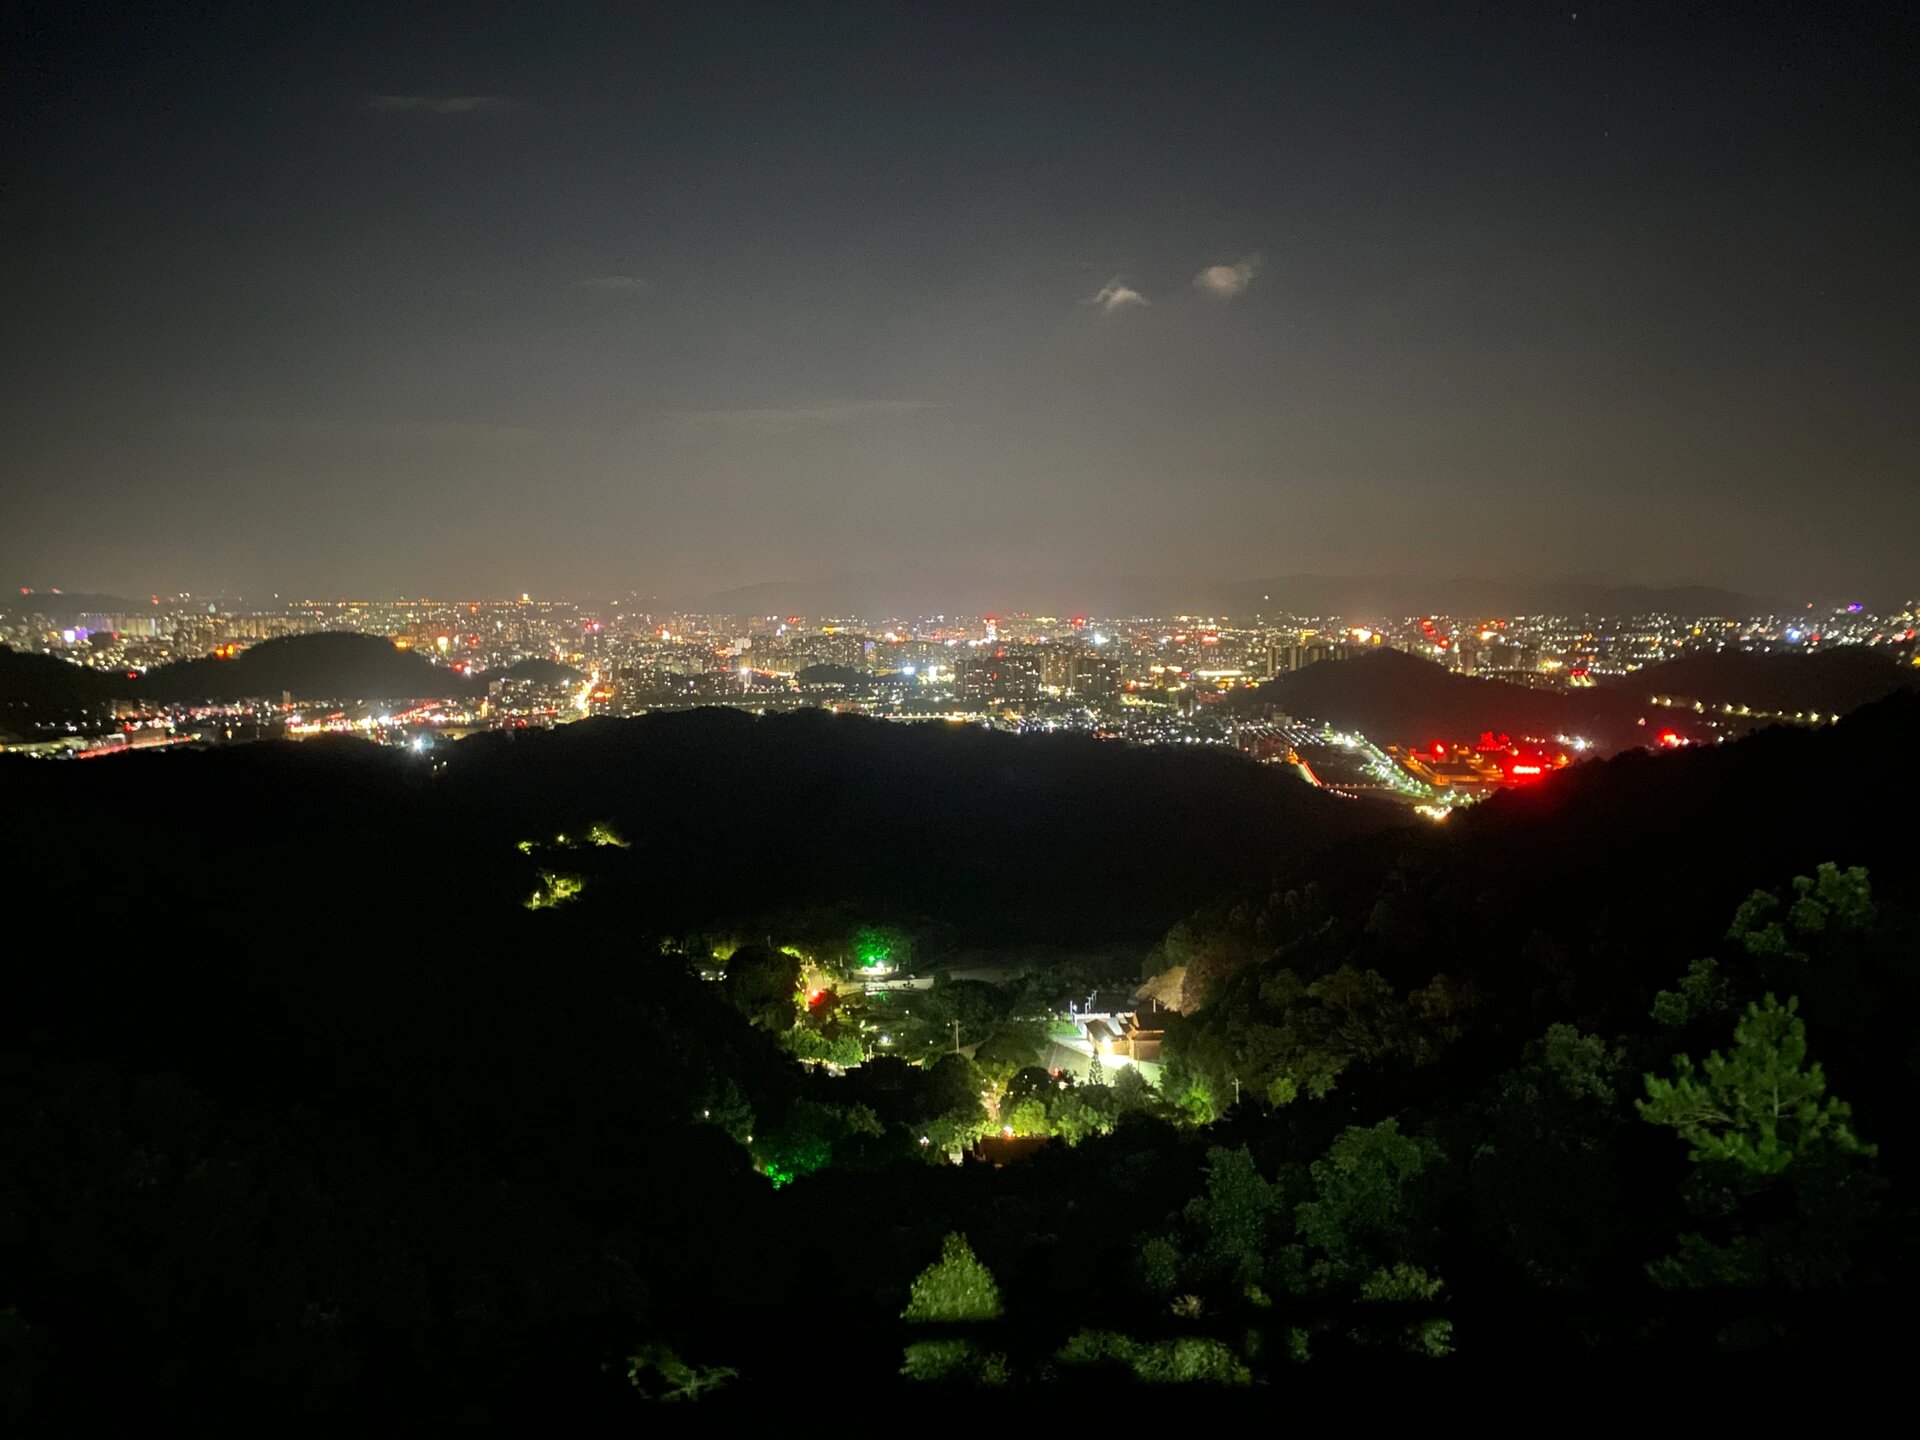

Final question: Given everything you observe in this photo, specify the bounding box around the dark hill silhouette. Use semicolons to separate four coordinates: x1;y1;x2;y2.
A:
1612;645;1915;714
141;632;482;703
437;707;1398;943
2;632;483;716
0;705;1396;946
1232;648;1645;750
0;645;120;715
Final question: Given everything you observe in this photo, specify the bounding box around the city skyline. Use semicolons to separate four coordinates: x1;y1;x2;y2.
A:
6;3;1916;600
8;565;1910;622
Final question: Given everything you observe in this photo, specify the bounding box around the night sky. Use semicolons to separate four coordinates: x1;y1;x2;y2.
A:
4;2;1914;602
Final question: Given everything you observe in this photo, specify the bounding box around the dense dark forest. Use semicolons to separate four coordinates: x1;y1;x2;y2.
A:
3;697;1917;1421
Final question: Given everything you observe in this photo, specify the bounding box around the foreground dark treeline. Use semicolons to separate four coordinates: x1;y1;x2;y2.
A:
2;697;1918;1421
3;707;1392;945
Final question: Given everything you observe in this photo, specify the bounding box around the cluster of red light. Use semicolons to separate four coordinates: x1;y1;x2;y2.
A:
1422;732;1571;785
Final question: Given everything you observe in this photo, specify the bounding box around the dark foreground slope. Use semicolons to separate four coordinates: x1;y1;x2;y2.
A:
0;711;1380;1423
1134;697;1919;1382
2;701;1917;1422
437;708;1396;942
1162;690;1920;1042
0;707;1395;948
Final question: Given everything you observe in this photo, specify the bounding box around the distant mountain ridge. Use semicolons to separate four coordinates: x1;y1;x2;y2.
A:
693;570;1778;620
0;591;146;618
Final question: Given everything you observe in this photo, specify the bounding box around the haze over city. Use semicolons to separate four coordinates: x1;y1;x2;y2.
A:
6;2;1915;601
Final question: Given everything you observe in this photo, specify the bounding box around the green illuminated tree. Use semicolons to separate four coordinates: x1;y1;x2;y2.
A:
1055;1330;1250;1384
1462;1025;1627;1289
852;924;912;971
720;943;802;1030
826;1033;865;1067
903;1233;1003;1323
757;1100;882;1186
1727;864;1875;961
1639;995;1872;1176
1176;1080;1216;1125
1292;1120;1442;1291
1183;1146;1285;1291
1652;956;1730;1028
923;1104;991;1157
926;1052;986;1114
1159;1053;1216;1124
1639;994;1882;1292
901;1233;1007;1384
1044;1088;1107;1144
1138;1235;1182;1295
1110;1065;1159;1115
626;1344;735;1402
971;1025;1045;1088
784;1028;833;1063
525;869;584;910
1004;1097;1048;1137
1530;1023;1624;1105
1357;1263;1452;1357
